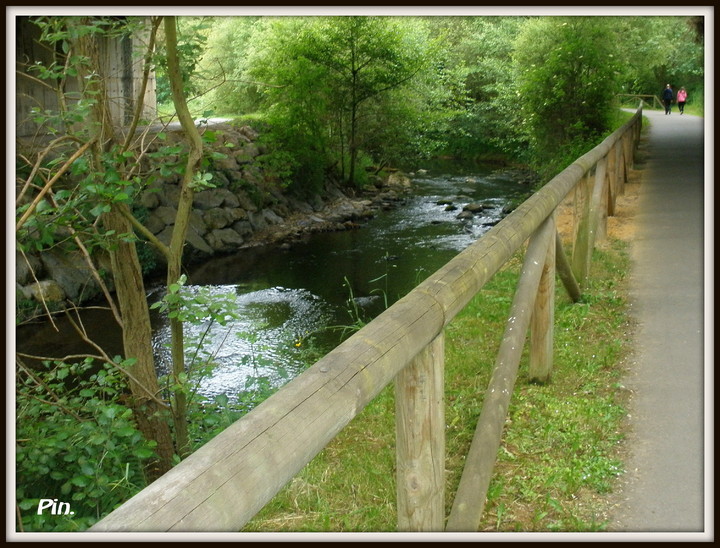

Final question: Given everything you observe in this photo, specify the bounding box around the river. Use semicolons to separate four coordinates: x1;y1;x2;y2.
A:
17;161;533;405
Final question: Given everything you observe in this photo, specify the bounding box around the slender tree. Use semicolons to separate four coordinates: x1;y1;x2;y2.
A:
16;15;209;477
162;15;205;457
246;16;436;188
65;16;176;479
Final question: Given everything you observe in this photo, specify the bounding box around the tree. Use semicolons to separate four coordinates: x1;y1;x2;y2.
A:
613;16;704;105
16;15;208;480
513;16;622;172
191;16;263;116
245;16;438;188
423;16;529;161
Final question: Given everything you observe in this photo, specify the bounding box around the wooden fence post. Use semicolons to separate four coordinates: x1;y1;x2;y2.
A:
554;231;581;303
597;158;609;244
446;216;554;532
618;133;629;192
395;333;445;532
606;141;617;216
571;172;592;286
529;214;556;383
587;156;608;250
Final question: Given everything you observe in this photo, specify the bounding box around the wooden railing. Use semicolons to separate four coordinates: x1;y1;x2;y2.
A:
90;105;643;533
617;93;664;110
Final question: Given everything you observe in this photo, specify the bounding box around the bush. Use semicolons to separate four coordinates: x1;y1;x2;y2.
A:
15;358;156;531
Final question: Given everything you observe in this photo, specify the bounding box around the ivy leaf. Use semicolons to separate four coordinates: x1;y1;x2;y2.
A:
71;475;91;487
133;447;155;459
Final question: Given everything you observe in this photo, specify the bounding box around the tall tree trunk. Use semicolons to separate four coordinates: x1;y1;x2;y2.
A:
163;16;205;458
73;20;175;479
103;204;175;479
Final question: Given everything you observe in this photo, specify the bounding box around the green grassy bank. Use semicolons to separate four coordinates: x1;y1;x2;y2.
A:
243;237;634;532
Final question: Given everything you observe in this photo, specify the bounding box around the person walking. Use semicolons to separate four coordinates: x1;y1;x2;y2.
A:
676;86;688;114
662;84;674;115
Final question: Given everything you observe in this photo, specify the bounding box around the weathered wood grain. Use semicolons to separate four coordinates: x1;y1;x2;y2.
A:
555;231;582;303
395;334;445;531
529;214;557;383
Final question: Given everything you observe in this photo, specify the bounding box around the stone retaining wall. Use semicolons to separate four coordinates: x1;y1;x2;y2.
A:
16;123;411;314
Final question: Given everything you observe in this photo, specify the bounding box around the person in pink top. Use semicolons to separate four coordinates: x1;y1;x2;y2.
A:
676;87;688;114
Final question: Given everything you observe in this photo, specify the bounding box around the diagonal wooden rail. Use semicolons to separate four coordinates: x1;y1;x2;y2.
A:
90;104;642;533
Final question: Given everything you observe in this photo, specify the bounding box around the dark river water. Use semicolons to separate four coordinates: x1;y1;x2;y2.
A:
17;161;532;404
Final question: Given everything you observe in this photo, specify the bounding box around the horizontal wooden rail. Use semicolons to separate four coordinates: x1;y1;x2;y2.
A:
617;93;663;110
90;104;643;533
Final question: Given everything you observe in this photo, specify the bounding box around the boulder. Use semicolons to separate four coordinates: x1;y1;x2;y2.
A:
144;212;167;234
231;220;254;238
139;189;160;209
247;210;268;231
193;189;226;210
40;250;100;302
213;154;239;172
234;143;260;164
463;202;487;213
185;227;214;255
233;190;258;212
386;172;411;188
158;184;181;206
214;187;241;208
152;205;179;226
206;228;245;251
16;251;43;285
261;208;284;226
238;125;259;141
189;210;207;236
28;280;66;303
203;208;233;230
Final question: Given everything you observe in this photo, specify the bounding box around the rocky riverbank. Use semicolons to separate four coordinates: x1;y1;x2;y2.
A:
16;120;534;321
15;121;416;318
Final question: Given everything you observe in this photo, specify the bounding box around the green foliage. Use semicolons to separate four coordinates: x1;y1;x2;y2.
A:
513;17;622;170
189;15;703;184
16;358;157;531
150;276;287;425
151;276;242;403
425;16;530;161
220;17;445;188
192;16;264;115
154;17;213;105
613;17;704;101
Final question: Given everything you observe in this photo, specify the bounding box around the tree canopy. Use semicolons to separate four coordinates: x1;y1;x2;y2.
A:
179;14;704;186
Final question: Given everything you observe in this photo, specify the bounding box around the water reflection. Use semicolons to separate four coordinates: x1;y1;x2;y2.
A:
17;161;531;406
152;165;531;402
152;285;334;402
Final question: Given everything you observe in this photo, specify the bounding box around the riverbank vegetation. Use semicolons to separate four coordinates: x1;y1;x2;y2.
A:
161;14;703;186
14;12;703;531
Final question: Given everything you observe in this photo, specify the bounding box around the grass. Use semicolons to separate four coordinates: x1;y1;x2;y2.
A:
242;237;635;533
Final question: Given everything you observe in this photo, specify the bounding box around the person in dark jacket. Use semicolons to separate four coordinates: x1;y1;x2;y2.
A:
662;84;674;115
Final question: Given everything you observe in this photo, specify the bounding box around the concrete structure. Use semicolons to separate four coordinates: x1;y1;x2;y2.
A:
14;16;157;139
